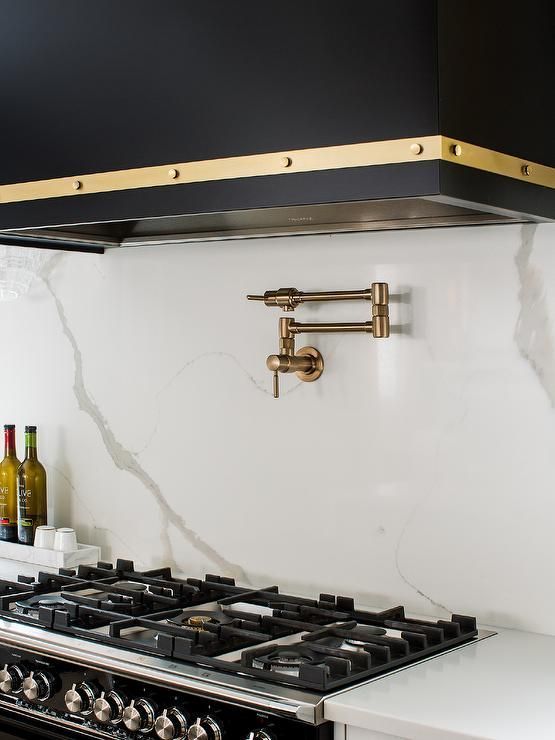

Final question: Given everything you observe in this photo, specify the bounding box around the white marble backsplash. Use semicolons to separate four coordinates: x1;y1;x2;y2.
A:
0;223;554;635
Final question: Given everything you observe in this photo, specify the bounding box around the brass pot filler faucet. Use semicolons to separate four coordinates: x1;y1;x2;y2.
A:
247;282;390;398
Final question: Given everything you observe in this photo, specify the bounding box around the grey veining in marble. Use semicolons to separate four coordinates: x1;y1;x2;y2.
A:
41;254;248;582
514;223;555;406
1;223;555;634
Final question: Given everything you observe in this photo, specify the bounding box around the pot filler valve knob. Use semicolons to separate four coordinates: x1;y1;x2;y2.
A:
64;681;99;715
155;707;190;739
22;670;56;701
188;715;224;740
0;664;28;694
93;689;128;724
122;697;158;733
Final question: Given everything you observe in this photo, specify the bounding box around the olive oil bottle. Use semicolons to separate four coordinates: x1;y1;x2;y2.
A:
17;425;47;545
0;425;20;542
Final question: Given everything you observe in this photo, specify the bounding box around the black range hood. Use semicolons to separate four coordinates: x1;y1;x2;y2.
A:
0;0;553;254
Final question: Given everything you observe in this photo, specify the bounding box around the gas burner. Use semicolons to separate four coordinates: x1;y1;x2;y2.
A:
167;610;234;630
14;593;72;618
112;580;149;592
321;637;369;653
343;637;369;648
320;625;387;652
252;648;330;677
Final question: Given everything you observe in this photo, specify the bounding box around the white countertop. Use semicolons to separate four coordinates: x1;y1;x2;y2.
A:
325;626;555;739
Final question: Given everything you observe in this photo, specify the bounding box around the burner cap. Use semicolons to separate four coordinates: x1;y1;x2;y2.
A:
317;625;386;652
319;636;347;648
188;615;213;628
112;580;149;592
269;651;308;667
167;610;233;630
252;647;328;677
37;599;68;610
14;593;72;616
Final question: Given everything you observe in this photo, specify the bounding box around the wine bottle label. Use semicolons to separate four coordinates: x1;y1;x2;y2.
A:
19;518;33;527
18;487;32;502
0;517;9;524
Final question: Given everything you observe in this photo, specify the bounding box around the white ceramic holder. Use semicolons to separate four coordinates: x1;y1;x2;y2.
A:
0;539;100;569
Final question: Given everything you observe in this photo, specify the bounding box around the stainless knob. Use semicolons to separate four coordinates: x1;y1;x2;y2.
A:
64;681;98;715
245;731;277;740
188;716;223;740
122;697;157;733
0;664;28;694
93;689;127;724
22;670;55;701
155;707;189;739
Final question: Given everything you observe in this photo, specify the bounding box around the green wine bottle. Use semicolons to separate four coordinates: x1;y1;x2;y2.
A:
17;426;47;545
0;425;20;542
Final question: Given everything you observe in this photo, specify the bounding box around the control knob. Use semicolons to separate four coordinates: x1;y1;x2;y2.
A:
0;664;28;694
93;689;128;724
188;715;224;740
122;697;158;733
244;731;277;740
154;707;190;739
22;670;57;701
64;681;99;715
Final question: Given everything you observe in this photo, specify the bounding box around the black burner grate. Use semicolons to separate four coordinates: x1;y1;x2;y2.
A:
0;560;479;691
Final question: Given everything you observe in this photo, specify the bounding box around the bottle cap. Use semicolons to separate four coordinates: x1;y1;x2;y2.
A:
25;425;37;433
3;424;15;430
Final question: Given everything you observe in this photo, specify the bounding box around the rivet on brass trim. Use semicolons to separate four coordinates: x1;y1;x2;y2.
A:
168;168;179;180
281;156;293;168
72;180;82;191
451;144;463;157
410;143;423;155
521;164;531;177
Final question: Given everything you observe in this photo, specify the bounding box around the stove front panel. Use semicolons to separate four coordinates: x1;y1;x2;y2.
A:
0;642;331;740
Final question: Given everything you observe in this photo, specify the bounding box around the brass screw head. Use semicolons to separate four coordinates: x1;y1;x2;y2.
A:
451;144;463;157
281;156;292;168
72;180;82;190
168;168;179;179
521;164;531;177
410;143;423;155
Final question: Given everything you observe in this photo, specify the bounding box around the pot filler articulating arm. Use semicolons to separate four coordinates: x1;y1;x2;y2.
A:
247;283;390;398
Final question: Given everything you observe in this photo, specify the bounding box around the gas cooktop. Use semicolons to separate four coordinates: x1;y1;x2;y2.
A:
0;559;480;692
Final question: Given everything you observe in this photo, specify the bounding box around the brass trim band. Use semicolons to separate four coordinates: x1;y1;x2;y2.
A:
440;139;555;190
0;135;553;206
